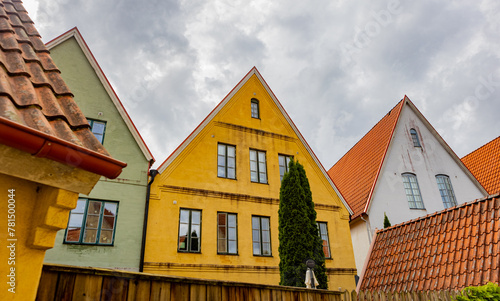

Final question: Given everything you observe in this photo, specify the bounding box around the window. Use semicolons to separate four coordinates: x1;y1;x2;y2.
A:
410;128;421;147
250;149;267;183
217;212;237;254
279;155;293;182
88;119;106;144
317;222;331;258
64;198;118;245
251;98;259;119
402;173;425;209
436;175;458;209
252;216;271;256
178;209;201;252
218;144;236;179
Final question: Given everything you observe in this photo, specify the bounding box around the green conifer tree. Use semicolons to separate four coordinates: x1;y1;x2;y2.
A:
278;159;328;289
383;213;391;228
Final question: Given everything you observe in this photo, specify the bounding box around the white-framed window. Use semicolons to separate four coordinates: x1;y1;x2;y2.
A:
250;149;267;183
88;118;106;144
178;209;201;253
251;98;259;119
436;175;458;209
217;212;237;254
402;173;425;209
218;143;236;179
317;222;331;259
64;198;118;245
410;128;421;147
252;216;271;256
279;155;293;182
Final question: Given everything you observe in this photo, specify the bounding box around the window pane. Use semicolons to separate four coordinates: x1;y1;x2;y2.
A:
229;241;237;254
85;215;100;228
180;210;190;223
218;144;226;155
103;203;117;216
99;230;113;244
250;150;256;161
101;216;115;230
65;227;81;242
74;199;86;213
262;243;271;255
253;242;261;255
88;201;101;214
68;213;83;228
218;226;227;239
218;166;226;178
261;218;270;230
191;211;201;225
227;146;235;157
83;229;97;243
227;167;235;179
228;214;236;227
218;239;227;253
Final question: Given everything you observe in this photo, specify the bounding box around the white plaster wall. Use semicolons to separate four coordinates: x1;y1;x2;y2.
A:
367;105;485;231
350;218;373;276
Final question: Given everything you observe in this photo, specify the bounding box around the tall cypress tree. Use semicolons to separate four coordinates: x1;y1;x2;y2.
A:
278;160;328;289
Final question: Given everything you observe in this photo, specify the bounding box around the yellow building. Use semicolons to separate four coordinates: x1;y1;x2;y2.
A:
145;68;357;290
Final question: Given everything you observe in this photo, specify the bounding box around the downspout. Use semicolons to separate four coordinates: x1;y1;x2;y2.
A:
360;214;373;244
139;168;159;272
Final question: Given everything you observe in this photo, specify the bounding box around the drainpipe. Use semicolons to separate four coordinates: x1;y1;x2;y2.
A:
139;168;159;272
360;214;373;244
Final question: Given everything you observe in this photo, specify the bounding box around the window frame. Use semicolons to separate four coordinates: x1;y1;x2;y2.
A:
250;149;268;184
402;173;425;209
217;212;238;255
64;198;118;246
278;154;293;182
436;174;458;209
252;215;272;256
410;128;421;147
251;98;260;119
178;208;202;253
87;118;107;144
217;143;236;179
317;222;331;259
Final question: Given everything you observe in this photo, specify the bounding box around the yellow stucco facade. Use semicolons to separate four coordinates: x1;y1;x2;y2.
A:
0;145;101;300
145;69;357;290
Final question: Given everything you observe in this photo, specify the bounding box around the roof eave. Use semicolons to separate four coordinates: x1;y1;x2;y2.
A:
0;118;127;179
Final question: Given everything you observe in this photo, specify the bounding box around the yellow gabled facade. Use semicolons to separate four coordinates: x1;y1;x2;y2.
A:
145;68;356;290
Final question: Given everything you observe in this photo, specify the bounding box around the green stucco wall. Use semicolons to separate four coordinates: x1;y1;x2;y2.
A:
43;36;150;271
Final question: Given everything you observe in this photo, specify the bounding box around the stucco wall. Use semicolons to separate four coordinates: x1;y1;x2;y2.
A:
369;104;485;231
43;37;150;271
146;74;357;290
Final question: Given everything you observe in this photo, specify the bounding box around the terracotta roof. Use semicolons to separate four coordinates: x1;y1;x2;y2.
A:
462;136;500;195
0;0;126;178
358;194;500;292
328;98;405;219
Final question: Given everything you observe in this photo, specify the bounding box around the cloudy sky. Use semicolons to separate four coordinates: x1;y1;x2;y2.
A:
23;0;500;169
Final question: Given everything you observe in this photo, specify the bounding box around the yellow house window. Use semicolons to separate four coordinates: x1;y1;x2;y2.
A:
250;149;267;183
317;222;331;259
178;209;202;252
217;212;237;254
252;216;271;256
278;154;293;182
218;143;236;179
251;98;259;119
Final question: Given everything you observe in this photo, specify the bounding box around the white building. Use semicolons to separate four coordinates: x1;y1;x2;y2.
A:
328;96;487;275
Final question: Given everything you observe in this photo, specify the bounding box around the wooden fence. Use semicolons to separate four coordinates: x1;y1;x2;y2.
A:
36;264;343;301
36;264;460;301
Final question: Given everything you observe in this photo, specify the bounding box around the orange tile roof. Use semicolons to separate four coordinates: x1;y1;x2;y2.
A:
0;0;126;178
461;136;500;195
358;194;500;292
328;98;405;219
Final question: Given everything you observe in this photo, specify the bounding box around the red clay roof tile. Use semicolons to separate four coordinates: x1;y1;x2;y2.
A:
462;136;500;195
0;0;126;178
359;194;500;292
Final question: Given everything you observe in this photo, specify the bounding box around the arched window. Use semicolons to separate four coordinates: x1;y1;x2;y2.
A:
436;175;457;208
251;98;259;119
410;128;421;147
402;173;425;209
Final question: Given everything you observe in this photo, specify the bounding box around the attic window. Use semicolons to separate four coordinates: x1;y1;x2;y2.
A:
251;99;260;119
410;128;421;147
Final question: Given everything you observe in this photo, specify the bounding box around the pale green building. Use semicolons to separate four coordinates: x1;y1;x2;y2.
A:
43;28;155;271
